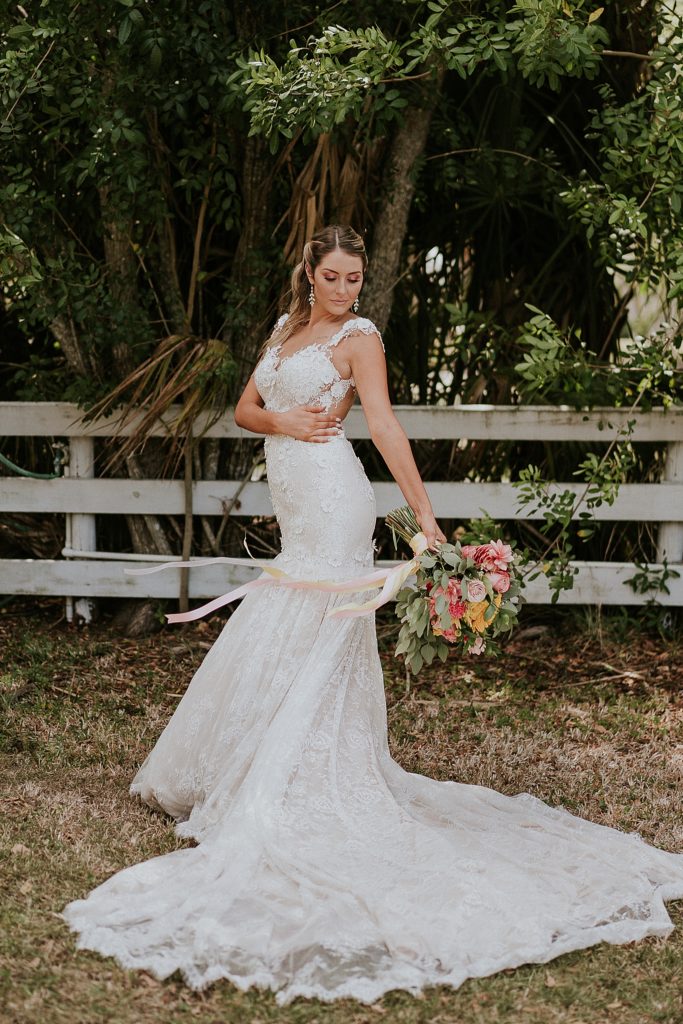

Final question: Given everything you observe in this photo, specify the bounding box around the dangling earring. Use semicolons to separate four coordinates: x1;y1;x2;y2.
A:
309;285;316;306
352;296;360;313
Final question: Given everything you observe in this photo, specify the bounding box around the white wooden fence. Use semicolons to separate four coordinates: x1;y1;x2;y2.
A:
1;401;682;618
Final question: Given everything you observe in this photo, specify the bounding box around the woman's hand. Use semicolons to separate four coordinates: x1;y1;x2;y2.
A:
415;509;447;551
278;405;343;443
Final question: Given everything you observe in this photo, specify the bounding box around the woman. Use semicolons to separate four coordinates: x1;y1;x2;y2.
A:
62;225;683;1006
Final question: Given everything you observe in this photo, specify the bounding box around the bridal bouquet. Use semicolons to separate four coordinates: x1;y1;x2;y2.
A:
386;506;522;675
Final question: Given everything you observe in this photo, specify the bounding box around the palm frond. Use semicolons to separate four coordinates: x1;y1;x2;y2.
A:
84;334;236;474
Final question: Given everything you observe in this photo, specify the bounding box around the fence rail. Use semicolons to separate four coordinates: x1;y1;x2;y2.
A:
1;402;682;617
4;400;683;441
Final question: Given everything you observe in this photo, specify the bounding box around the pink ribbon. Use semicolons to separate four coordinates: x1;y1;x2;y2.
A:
125;534;428;624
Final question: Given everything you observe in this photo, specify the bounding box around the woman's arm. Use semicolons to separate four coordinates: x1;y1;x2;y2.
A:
233;374;284;435
234;373;344;443
348;332;447;549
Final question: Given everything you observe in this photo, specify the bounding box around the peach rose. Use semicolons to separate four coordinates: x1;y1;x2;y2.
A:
487;571;511;593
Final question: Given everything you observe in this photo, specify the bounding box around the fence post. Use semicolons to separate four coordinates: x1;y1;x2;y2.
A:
656;441;683;564
67;435;96;623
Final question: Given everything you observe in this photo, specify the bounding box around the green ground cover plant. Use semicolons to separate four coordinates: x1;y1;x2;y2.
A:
1;601;681;1024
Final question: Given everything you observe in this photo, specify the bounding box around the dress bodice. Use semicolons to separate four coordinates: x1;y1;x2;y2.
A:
253;315;384;413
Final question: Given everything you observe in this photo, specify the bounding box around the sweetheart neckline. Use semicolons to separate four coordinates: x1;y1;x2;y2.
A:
270;317;365;374
269;342;354;385
271;343;349;379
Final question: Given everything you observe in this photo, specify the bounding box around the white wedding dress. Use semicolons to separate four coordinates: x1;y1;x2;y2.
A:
62;315;683;1005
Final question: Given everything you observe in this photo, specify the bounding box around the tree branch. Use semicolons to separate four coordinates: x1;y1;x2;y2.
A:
600;49;657;61
186;128;217;328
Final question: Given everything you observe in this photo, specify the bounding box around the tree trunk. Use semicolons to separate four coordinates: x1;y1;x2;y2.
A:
223;133;275;390
98;185;176;631
154;209;190;334
98;184;139;378
49;311;98;379
224;3;278;388
363;72;445;335
179;433;194;613
221;134;275;510
146;108;190;335
124;454;174;556
97;183;174;555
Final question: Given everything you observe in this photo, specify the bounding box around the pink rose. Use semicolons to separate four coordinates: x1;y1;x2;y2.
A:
449;599;466;620
466;578;487;602
461;545;478;559
469;636;485;655
442;627;459;642
488;571;510;593
446;578;461;599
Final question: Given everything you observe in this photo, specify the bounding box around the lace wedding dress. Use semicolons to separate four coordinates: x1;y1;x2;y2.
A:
61;316;683;1005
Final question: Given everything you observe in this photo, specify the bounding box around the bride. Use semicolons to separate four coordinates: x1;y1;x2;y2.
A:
62;224;683;1006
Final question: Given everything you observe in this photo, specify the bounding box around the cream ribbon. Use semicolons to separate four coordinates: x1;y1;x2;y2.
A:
125;532;429;624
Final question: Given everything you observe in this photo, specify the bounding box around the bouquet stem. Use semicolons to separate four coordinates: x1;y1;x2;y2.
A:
386;505;421;550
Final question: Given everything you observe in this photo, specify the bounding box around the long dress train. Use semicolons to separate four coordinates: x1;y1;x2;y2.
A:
61;316;683;1006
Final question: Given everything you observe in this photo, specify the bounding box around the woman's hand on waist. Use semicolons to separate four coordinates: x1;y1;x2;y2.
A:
276;405;343;443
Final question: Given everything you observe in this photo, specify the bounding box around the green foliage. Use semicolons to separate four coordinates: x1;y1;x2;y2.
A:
627;559;681;598
243;27;407;146
508;0;608;90
514;307;683;408
0;1;252;403
513;413;640;600
3;0;681;414
244;1;614;145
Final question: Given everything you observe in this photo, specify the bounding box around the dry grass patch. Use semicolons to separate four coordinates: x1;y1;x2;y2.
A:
1;601;682;1024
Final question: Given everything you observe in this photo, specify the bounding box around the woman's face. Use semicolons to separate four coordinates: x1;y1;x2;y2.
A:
308;248;364;317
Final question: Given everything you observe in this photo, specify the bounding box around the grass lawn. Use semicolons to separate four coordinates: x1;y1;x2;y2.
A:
1;600;681;1024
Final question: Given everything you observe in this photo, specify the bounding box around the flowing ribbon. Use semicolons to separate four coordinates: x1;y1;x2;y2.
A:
125;533;428;624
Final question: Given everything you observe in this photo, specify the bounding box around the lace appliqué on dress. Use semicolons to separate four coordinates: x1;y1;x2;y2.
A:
254;316;384;414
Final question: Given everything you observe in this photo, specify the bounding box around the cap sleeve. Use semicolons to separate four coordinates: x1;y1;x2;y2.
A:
327;317;385;353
